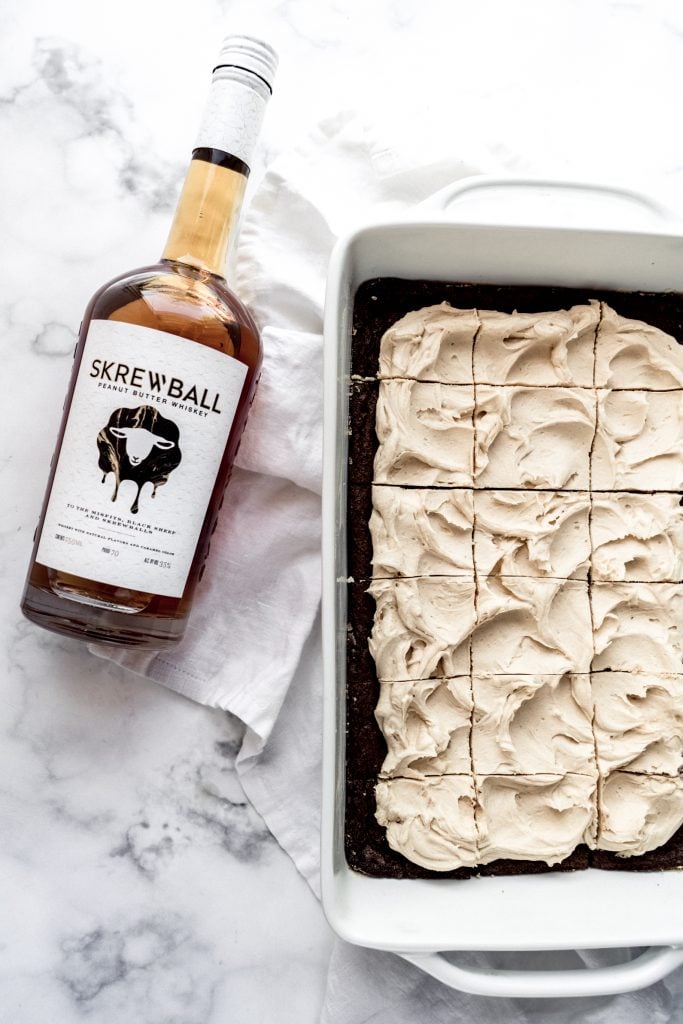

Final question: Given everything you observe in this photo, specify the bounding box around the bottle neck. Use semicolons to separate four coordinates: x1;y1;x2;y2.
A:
161;151;248;278
161;63;270;279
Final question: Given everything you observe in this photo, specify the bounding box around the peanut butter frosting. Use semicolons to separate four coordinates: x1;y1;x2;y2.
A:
471;673;595;776
375;773;598;871
590;492;683;582
362;299;683;870
472;576;592;675
473;490;591;580
592;389;683;491
591;672;683;776
474;301;599;386
370;486;473;578
373;380;474;486
368;576;475;680
475;773;598;866
378;303;478;383
375;677;472;778
598;772;683;856
375;775;479;871
591;582;683;673
474;386;595;489
595;303;683;389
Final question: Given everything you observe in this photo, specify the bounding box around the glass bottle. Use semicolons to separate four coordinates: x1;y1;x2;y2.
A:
21;36;277;648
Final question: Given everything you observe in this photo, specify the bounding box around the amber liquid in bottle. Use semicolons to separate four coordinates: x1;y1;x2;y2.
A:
22;150;261;647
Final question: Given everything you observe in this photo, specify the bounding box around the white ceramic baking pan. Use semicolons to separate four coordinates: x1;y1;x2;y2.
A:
321;177;683;998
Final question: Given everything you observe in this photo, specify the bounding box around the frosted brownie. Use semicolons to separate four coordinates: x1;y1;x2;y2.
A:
590;492;683;582
591;672;683;776
377;303;477;383
472;576;592;675
370;486;473;578
374;381;474;486
473;490;591;581
594;303;683;390
474;386;595;490
591;582;683;673
474;302;599;387
345;278;683;878
470;673;595;776
592;390;683;491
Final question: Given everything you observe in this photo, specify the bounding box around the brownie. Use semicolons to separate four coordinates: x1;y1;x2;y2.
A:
351;279;683;379
346;779;464;878
345;276;683;880
345;779;591;879
345;676;385;783
347;485;374;582
347;380;378;486
348;279;683;490
346;575;594;878
589;825;683;872
345;778;477;879
480;845;591;877
346;580;378;688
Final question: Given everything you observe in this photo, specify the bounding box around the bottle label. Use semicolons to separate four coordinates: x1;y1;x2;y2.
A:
36;320;247;598
195;75;267;166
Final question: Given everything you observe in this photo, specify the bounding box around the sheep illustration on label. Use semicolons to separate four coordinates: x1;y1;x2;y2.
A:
97;405;182;514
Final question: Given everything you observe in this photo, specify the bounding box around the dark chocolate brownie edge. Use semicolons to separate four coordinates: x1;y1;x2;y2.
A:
346;581;377;689
347;380;378;487
348;484;374;582
589;822;683;872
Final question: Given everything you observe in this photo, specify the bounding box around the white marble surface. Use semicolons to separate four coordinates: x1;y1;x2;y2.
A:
2;0;683;1021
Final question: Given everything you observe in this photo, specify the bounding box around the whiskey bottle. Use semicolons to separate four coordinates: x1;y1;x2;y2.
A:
21;36;277;648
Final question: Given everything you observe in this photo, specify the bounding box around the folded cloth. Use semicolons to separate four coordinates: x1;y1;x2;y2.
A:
95;113;682;1022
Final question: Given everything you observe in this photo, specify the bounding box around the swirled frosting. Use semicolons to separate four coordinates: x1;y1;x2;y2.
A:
378;303;478;383
474;301;599;386
375;677;473;777
595;304;683;389
471;673;595;775
375;775;478;871
590;492;683;582
365;300;683;870
375;773;599;869
373;380;474;485
474;386;595;489
591;582;683;673
368;576;475;680
472;576;592;674
474;490;590;580
370;486;473;578
592;672;683;776
475;773;598;865
592;389;683;491
598;772;683;856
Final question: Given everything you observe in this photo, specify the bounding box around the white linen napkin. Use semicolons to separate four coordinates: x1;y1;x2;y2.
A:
96;113;682;1022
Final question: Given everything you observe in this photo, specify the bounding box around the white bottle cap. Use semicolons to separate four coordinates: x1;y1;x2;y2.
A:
213;35;278;94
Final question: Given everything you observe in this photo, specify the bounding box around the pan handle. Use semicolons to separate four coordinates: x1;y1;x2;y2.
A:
402;945;683;999
417;175;678;227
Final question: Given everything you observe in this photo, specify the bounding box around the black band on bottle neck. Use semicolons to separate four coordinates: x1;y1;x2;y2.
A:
212;62;273;94
192;148;251;177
